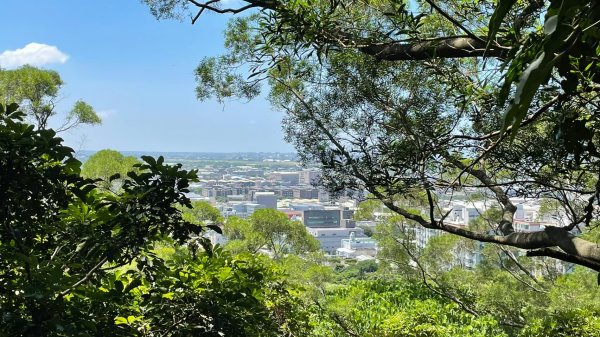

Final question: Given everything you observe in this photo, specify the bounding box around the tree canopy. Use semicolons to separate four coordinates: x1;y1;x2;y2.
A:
81;149;141;191
224;208;320;258
0;65;101;130
144;0;600;270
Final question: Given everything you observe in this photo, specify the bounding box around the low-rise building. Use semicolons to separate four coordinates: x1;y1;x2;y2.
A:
336;232;378;258
303;209;342;228
307;227;366;255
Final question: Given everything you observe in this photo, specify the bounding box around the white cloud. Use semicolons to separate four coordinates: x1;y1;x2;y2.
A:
0;43;69;68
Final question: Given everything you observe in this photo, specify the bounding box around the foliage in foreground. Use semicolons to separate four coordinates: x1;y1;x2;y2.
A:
3;101;600;336
304;262;600;337
112;245;310;337
311;279;507;337
0;103;305;336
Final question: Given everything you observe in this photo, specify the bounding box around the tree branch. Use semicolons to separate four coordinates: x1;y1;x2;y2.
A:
526;248;600;271
422;0;484;44
444;155;516;235
58;256;108;298
187;0;277;20
360;36;509;61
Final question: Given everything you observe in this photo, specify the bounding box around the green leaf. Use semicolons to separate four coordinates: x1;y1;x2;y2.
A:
487;0;516;43
207;224;223;234
544;15;559;35
114;316;128;325
7;102;20;115
502;1;575;138
114;280;124;293
141;155;156;166
218;267;233;281
123;278;142;293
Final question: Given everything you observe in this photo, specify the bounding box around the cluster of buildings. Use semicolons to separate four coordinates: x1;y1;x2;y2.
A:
190;168;329;201
189;162;570;268
216;192;376;257
191;167;377;258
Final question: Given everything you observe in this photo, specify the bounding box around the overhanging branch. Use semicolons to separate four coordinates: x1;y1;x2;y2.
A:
360;37;510;61
526;248;600;271
186;1;510;62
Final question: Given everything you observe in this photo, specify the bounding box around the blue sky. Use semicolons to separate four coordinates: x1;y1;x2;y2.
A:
0;0;294;153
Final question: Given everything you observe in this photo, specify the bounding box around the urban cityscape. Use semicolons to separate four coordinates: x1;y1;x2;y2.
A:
3;0;600;336
87;151;573;273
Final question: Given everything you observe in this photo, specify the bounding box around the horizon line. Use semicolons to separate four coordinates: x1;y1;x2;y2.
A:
74;149;299;155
